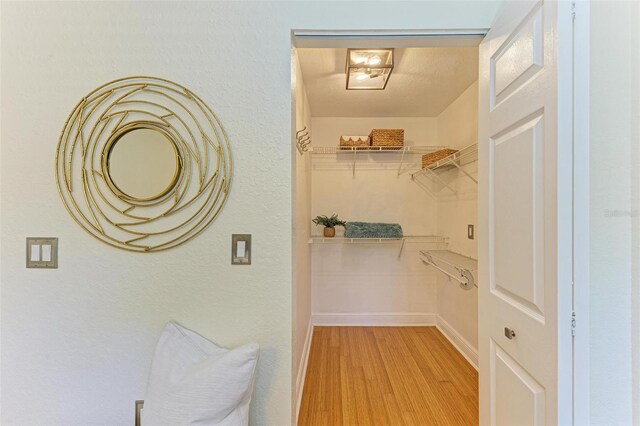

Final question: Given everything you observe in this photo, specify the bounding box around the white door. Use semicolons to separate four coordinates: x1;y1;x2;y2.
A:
478;1;573;424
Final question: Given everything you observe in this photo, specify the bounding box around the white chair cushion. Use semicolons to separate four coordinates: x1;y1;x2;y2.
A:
142;322;259;426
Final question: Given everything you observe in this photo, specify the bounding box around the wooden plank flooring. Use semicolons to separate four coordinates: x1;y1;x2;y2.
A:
298;326;478;426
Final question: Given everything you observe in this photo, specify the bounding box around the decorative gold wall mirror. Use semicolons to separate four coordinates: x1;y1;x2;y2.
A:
55;76;232;252
102;126;182;202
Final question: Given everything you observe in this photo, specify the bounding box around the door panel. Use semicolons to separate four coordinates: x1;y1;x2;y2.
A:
491;5;544;107
492;113;545;320
479;1;563;425
491;339;546;425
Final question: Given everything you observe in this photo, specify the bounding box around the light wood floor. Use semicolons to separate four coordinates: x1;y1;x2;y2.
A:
298;326;478;426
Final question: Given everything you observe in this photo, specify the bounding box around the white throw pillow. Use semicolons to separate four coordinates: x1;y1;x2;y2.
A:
142;322;259;426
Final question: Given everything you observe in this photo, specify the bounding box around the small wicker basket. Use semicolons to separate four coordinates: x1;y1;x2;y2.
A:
369;129;404;149
422;148;459;169
339;136;370;150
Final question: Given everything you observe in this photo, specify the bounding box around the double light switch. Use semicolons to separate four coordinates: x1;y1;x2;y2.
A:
26;237;58;268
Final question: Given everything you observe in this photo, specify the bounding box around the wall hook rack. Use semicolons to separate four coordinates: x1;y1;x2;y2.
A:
296;126;311;154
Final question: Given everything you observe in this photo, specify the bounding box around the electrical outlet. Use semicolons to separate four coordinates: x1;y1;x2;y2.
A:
467;225;474;240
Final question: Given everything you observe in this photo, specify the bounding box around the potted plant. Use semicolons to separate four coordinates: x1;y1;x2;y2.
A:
312;214;346;238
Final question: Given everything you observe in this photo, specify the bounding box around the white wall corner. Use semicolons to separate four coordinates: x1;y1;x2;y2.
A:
436;315;478;370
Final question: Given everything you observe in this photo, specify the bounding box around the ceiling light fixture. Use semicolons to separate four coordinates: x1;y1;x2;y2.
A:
345;48;394;90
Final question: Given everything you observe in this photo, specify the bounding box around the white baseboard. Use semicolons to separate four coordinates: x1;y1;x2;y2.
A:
295;319;313;423
435;315;478;370
312;312;436;326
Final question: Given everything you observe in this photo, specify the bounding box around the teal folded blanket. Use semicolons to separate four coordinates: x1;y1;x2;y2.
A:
344;222;403;238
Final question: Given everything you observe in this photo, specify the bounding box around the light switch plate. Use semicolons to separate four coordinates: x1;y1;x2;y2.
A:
26;237;58;268
231;234;251;265
467;225;474;240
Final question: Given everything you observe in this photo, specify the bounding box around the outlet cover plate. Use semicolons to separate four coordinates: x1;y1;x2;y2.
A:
26;237;58;268
231;234;251;265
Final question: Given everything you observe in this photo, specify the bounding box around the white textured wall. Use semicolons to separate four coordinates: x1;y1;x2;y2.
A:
0;1;502;424
589;1;639;424
435;81;479;350
311;117;440;317
1;3;295;424
291;48;312;419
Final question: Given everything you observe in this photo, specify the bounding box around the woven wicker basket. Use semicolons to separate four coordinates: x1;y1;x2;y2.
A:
339;136;370;150
369;129;404;149
422;148;458;168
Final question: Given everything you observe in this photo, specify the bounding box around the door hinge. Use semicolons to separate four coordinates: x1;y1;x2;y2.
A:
571;311;577;337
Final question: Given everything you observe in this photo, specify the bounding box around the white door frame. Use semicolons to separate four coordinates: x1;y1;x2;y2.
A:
557;0;590;423
290;16;590;422
565;1;591;424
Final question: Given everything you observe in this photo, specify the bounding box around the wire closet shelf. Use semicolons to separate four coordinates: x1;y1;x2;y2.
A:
411;143;478;197
309;235;449;258
310;145;448;177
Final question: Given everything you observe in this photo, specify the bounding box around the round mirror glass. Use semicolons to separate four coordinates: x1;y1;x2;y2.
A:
105;128;180;201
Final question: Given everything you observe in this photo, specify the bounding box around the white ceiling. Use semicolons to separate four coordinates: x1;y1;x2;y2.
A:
297;47;478;117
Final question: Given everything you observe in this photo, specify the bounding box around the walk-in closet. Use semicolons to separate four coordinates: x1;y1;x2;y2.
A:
292;42;481;424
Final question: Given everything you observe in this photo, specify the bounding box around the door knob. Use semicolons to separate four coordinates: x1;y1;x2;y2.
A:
504;327;516;340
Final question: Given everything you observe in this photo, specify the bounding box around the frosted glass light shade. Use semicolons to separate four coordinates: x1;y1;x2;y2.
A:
345;48;394;90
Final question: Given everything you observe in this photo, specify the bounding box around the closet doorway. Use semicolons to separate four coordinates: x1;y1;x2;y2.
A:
292;3;583;423
293;36;482;425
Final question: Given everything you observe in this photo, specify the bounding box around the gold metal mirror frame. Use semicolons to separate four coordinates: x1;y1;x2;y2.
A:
55;76;232;252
